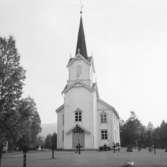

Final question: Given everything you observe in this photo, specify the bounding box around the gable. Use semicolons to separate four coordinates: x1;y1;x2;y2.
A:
97;99;119;119
66;124;91;135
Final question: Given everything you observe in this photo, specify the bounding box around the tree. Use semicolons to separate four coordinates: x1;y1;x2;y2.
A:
0;37;41;167
120;112;144;148
17;97;41;167
143;122;154;148
44;133;57;159
0;36;25;167
36;136;44;150
44;134;52;149
120;111;167;150
51;133;57;159
156;120;167;148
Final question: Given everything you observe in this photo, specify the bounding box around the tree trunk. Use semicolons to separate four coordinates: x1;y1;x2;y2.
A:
52;150;54;159
0;149;2;167
0;144;3;167
23;152;27;167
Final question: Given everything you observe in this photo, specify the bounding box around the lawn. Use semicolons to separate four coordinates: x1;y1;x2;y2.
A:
2;149;167;167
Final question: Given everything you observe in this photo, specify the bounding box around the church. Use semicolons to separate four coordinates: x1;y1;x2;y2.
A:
56;13;120;150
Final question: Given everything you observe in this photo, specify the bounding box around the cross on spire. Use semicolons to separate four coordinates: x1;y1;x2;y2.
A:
80;0;84;15
75;10;88;59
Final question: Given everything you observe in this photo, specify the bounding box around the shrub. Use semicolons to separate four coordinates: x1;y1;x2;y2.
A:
127;145;133;152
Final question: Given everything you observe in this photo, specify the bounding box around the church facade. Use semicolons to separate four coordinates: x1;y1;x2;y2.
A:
56;14;120;150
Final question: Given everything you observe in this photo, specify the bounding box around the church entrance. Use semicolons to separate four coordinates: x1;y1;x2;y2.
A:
72;125;85;149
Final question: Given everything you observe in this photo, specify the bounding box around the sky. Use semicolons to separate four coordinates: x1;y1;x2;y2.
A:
1;0;167;127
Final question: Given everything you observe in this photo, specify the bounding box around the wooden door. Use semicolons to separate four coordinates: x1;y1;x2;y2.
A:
72;132;85;149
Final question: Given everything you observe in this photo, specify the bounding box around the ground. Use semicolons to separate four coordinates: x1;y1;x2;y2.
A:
2;149;167;167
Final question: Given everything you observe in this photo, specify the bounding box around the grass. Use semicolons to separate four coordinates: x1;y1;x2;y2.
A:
2;149;167;167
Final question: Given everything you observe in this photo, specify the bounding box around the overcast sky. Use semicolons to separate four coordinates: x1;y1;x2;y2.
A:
1;0;167;126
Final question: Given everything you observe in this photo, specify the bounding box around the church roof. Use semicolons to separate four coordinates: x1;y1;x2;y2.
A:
98;99;120;119
75;15;88;59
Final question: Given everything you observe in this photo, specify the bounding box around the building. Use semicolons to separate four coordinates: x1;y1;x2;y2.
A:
56;13;120;150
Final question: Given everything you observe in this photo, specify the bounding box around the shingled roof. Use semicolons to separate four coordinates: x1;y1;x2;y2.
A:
75;15;88;59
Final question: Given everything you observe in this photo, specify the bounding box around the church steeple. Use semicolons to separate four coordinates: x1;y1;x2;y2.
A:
75;12;88;59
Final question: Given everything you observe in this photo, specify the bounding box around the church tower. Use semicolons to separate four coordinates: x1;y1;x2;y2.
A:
56;12;120;150
67;15;95;87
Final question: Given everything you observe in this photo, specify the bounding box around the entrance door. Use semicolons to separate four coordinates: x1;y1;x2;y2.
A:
72;125;85;149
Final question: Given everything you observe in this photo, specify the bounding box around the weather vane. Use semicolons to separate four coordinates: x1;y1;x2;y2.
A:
80;0;84;14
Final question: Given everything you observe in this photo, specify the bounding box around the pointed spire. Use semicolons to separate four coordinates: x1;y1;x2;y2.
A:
75;12;88;59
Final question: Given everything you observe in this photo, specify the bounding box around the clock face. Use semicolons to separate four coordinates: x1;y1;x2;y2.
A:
76;65;82;78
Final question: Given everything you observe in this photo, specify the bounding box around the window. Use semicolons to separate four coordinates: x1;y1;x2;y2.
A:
101;112;107;123
101;130;108;140
75;110;82;122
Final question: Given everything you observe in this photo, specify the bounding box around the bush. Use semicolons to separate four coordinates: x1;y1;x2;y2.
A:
137;146;142;151
127;146;133;152
99;144;111;151
165;147;167;152
148;147;152;152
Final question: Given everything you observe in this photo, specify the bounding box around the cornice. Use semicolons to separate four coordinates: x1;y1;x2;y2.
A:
62;82;96;94
66;54;92;68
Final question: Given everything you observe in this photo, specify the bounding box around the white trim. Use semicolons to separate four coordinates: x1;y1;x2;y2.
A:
66;54;91;68
62;82;96;94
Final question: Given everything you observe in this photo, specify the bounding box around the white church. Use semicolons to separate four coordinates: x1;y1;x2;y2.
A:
56;13;120;150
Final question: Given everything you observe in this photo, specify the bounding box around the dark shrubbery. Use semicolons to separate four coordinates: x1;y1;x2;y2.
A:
165;147;167;152
120;112;167;150
99;144;111;151
127;145;133;152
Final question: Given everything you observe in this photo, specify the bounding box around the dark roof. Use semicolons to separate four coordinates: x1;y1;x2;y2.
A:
56;104;64;113
75;16;88;59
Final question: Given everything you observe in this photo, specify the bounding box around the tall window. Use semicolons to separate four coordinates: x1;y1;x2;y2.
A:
75;110;82;122
101;130;108;140
101;112;107;123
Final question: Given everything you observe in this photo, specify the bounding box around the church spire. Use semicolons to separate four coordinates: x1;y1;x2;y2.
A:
75;11;88;59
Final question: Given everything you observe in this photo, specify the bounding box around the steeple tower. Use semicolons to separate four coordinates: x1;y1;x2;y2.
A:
75;12;88;59
56;7;120;151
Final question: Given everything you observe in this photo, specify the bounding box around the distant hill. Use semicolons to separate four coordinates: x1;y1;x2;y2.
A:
39;123;57;138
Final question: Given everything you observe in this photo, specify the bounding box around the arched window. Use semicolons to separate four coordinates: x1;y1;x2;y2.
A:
101;112;107;123
75;109;82;122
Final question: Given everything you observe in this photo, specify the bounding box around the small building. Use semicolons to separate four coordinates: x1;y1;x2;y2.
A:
56;13;120;150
